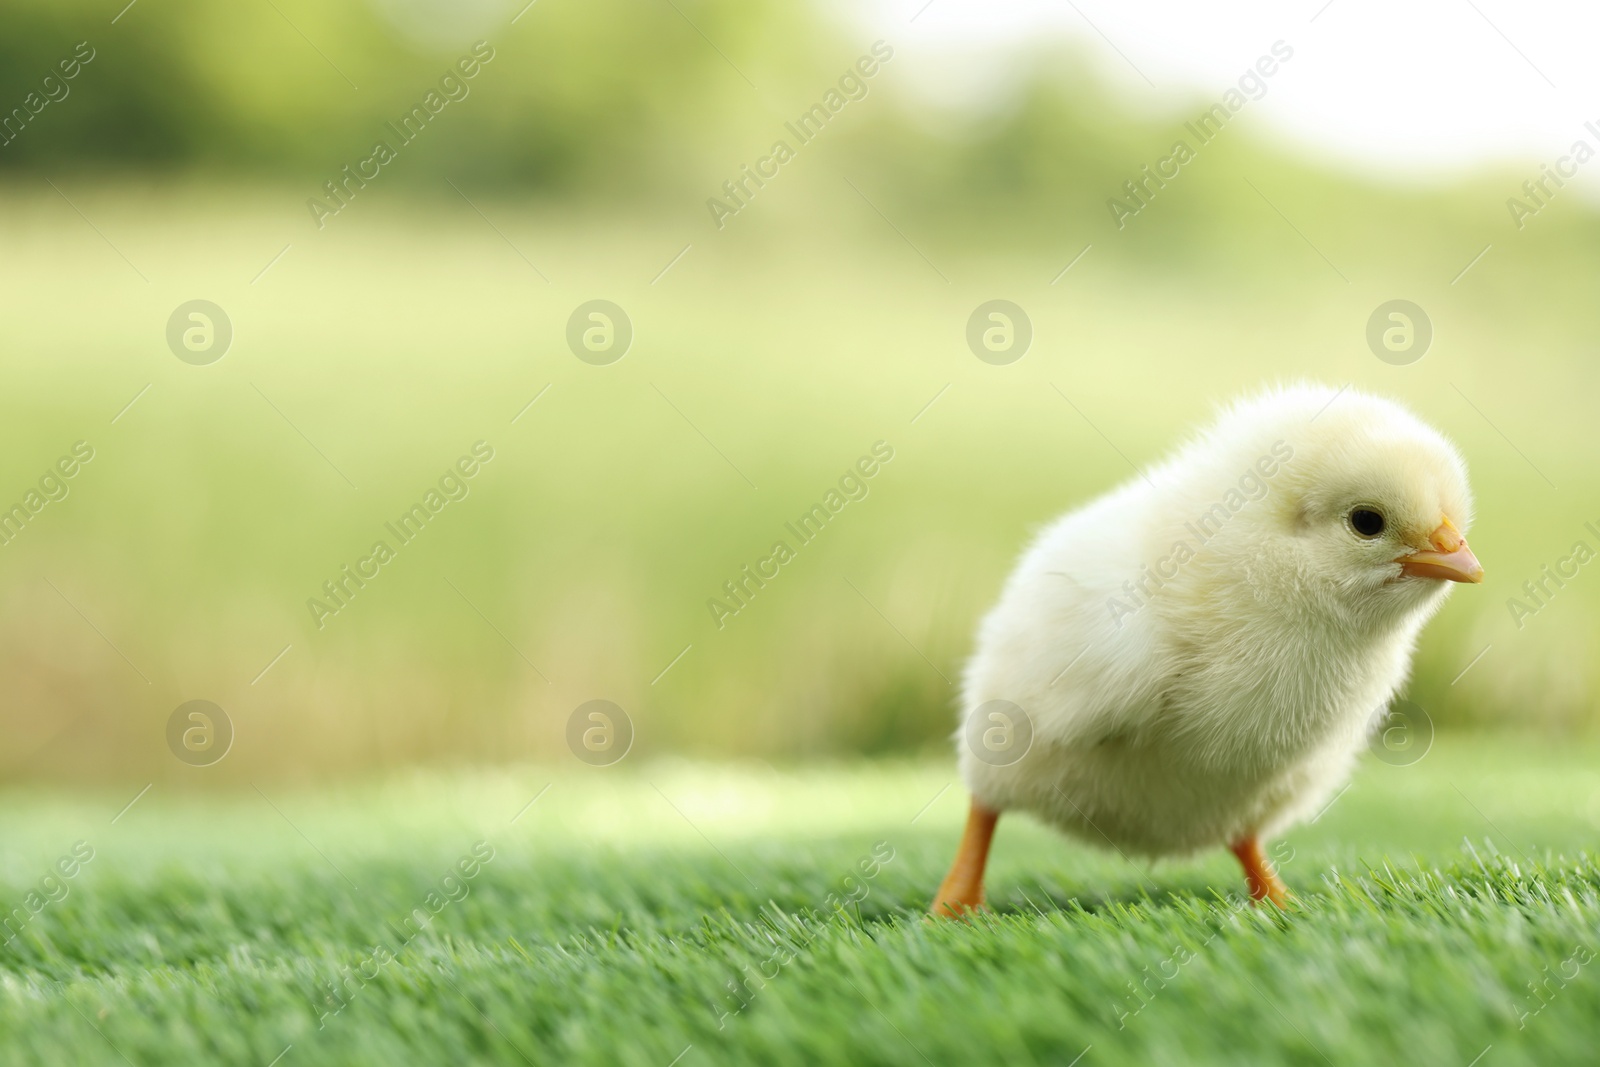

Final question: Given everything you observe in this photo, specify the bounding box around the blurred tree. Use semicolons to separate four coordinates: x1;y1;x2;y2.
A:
0;0;829;193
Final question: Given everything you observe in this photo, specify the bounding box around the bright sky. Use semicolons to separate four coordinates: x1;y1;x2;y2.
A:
840;0;1600;183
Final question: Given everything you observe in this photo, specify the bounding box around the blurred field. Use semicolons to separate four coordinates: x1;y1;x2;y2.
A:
1;171;1598;778
2;0;1599;780
0;734;1596;1064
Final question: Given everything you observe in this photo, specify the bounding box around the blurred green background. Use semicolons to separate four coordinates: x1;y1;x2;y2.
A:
1;0;1595;784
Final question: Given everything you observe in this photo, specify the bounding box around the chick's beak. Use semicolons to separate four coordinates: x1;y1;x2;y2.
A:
1396;516;1484;584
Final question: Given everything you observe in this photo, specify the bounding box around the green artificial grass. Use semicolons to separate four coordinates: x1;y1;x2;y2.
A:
1;734;1597;1065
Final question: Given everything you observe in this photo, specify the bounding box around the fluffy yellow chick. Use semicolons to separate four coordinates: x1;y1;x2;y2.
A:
931;384;1484;916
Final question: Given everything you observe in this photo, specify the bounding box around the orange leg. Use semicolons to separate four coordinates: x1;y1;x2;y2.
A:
928;799;1000;919
1229;836;1290;907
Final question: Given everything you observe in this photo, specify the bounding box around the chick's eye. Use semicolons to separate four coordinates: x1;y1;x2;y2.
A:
1349;507;1386;538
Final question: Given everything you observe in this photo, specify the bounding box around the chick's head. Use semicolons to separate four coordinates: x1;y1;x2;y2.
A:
1261;386;1482;618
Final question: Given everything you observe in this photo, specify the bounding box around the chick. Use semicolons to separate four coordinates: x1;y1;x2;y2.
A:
930;384;1483;917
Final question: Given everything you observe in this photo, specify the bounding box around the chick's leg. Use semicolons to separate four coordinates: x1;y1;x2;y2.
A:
928;799;1000;919
1229;836;1290;907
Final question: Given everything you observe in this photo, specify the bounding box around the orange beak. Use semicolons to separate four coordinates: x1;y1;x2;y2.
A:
1396;516;1484;584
